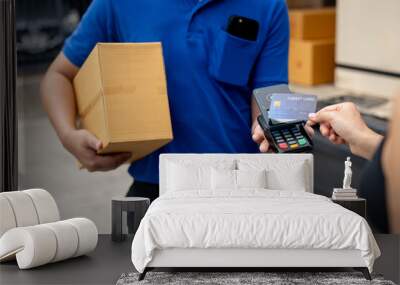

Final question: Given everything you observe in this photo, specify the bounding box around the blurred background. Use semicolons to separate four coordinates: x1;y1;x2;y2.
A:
0;0;398;282
16;0;89;69
4;2;400;282
14;0;400;231
11;0;399;223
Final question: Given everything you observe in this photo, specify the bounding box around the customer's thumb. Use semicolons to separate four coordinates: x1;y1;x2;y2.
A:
308;110;335;124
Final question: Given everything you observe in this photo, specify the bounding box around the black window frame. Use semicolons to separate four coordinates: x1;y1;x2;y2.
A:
0;0;18;192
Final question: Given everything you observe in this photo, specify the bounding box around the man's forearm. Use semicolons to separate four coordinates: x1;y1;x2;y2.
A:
40;53;80;144
40;71;77;143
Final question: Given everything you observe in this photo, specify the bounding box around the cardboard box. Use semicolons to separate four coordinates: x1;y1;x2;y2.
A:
289;39;335;86
73;43;173;162
290;8;336;40
286;0;324;9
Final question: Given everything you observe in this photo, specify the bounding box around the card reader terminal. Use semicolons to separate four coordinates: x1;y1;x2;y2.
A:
254;85;314;153
257;115;313;153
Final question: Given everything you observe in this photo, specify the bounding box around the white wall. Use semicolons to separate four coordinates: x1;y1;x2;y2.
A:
336;0;400;73
335;0;400;97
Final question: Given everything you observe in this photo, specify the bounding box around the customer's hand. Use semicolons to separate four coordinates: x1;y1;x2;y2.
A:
61;129;131;172
306;102;383;160
252;120;271;152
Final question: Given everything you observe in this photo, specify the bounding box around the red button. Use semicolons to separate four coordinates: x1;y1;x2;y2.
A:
278;143;288;149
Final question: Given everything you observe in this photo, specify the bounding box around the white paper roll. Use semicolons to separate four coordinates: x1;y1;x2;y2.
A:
43;221;78;262
65;218;98;257
0;226;57;269
1;192;39;227
23;189;60;224
0;195;17;237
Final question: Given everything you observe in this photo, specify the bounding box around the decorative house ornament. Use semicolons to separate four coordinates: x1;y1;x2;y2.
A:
343;157;353;189
332;157;358;200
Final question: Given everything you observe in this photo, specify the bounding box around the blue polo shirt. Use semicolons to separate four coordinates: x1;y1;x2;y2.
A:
63;0;289;184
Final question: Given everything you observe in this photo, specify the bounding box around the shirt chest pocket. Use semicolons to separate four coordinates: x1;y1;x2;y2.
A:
209;28;259;87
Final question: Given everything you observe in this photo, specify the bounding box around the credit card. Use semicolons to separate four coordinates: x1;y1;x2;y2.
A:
269;93;317;122
253;84;291;121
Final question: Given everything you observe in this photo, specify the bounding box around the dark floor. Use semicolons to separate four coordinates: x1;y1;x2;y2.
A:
0;235;133;285
0;235;399;285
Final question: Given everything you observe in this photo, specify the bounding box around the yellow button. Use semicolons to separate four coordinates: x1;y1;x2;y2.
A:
290;144;299;149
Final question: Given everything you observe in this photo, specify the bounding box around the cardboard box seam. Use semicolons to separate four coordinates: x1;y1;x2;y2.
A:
97;44;111;148
158;42;174;140
109;135;174;144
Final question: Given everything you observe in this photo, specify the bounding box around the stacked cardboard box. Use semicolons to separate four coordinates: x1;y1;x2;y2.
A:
286;0;325;9
73;43;173;163
289;8;336;85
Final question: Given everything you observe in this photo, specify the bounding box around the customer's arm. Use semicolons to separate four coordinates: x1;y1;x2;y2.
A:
307;100;399;233
40;53;131;171
307;102;383;160
382;95;400;234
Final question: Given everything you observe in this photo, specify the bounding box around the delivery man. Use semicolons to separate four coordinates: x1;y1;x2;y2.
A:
41;0;289;201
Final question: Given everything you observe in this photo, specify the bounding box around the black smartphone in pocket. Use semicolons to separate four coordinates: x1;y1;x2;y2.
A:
226;15;259;41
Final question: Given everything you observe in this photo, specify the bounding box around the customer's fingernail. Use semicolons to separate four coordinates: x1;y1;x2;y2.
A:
308;113;316;118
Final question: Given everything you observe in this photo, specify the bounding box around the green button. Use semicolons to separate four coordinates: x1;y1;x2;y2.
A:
298;138;307;145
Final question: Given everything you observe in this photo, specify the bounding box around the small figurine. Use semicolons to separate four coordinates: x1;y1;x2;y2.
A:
332;157;358;199
343;157;352;189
